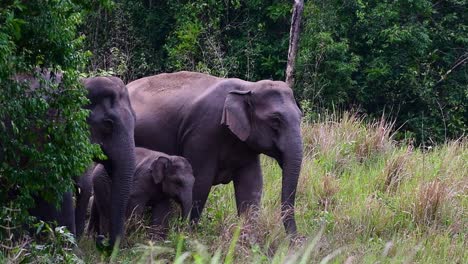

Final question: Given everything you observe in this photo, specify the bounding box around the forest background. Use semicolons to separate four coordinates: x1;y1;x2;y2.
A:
0;0;466;262
82;0;467;144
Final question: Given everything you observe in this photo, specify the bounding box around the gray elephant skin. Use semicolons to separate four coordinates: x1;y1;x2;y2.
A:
127;71;303;235
87;147;194;237
29;75;136;248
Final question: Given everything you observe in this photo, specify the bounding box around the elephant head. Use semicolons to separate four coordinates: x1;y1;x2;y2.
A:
151;156;194;219
221;80;303;235
83;76;136;246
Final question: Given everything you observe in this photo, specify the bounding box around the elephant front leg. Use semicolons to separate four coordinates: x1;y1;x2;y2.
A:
75;164;95;238
58;191;76;235
233;156;263;217
75;189;90;238
88;199;100;235
189;167;216;224
92;167;112;236
150;199;172;239
183;145;217;225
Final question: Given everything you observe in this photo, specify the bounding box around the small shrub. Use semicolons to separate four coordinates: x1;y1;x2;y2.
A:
1;222;83;264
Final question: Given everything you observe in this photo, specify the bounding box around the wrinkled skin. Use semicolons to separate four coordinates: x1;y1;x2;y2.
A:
128;71;303;236
88;147;194;237
28;76;136;249
78;77;136;247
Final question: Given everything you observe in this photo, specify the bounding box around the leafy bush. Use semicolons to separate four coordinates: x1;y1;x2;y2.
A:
0;0;100;241
0;221;83;263
80;0;292;82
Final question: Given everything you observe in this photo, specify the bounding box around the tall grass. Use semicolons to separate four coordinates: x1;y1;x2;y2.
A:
2;112;466;263
79;112;468;263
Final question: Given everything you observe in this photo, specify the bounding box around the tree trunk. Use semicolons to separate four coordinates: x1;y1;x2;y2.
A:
285;0;304;88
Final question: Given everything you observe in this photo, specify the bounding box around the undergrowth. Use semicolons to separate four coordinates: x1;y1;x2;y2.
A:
2;112;466;263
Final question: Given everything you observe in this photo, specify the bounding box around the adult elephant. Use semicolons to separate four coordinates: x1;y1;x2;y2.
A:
127;71;303;235
23;74;136;248
79;76;136;247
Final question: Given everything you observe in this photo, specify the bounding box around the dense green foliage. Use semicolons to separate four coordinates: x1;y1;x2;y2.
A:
296;0;467;143
0;0;99;239
82;0;292;82
81;0;466;143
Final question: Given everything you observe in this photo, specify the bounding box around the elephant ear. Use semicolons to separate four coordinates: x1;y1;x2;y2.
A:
151;157;172;184
221;90;252;141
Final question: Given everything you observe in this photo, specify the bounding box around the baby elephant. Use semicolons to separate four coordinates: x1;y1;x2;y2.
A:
89;147;194;237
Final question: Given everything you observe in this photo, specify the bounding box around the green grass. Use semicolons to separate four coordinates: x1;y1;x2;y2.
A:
3;112;467;263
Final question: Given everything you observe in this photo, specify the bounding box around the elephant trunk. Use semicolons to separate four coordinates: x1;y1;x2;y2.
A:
107;130;136;247
278;129;303;236
180;192;193;221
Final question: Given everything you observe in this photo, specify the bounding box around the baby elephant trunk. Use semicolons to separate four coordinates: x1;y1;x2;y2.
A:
180;191;192;221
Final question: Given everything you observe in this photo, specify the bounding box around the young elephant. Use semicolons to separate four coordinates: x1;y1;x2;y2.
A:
89;147;194;237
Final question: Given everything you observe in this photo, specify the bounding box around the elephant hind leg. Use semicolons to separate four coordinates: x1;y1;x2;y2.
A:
87;199;100;235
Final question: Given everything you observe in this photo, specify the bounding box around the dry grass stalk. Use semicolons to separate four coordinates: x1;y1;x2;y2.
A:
302;111;396;172
438;139;467;180
214;208;279;261
356;115;395;161
343;255;356;264
414;180;448;226
381;146;413;193
315;173;340;210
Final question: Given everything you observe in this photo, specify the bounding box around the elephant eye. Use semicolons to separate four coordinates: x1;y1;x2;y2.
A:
102;118;114;133
270;115;282;130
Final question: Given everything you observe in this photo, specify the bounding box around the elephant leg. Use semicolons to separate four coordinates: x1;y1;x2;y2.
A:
31;192;75;234
88;198;100;235
126;195;150;229
58;191;76;235
75;190;90;237
92;168;112;236
75;186;92;237
75;165;94;237
189;166;216;224
233;156;263;216
190;185;212;223
183;144;217;224
150;199;172;239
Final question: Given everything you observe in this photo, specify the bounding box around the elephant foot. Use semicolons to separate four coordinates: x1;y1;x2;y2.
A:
95;235;113;255
148;225;168;241
289;233;307;248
